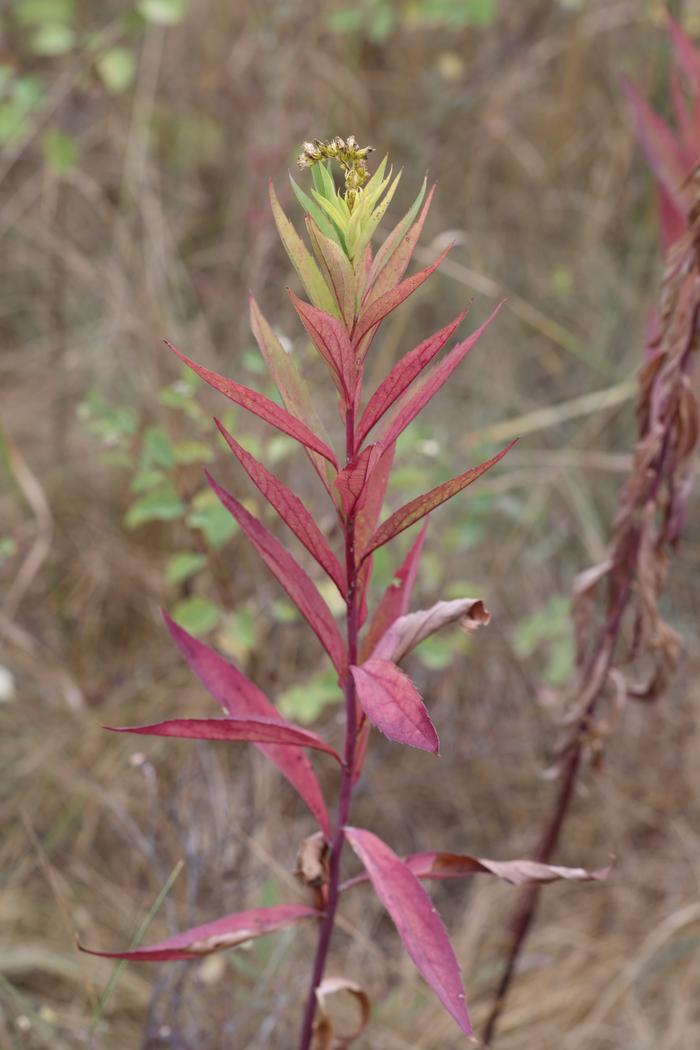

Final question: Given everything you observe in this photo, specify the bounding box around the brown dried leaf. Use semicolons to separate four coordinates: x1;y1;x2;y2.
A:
313;977;371;1050
371;598;490;664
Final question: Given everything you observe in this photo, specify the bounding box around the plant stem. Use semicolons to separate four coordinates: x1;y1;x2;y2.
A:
297;407;359;1050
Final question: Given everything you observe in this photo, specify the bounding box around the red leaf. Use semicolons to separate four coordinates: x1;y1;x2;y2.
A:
362;440;516;560
249;295;338;503
380;304;503;449
334;444;382;518
343;827;471;1037
622;77;691;209
357;312;467;446
164;613;331;836
350;659;438;753
105;716;342;763
207;472;347;675
365;184;435;307
668;14;700;96
215;419;345;595
289;291;356;401
164;340;338;468
79;904;319;962
352;244;452;350
354;443;396;625
360;523;428;662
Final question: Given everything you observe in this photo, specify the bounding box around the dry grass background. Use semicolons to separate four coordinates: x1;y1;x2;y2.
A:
1;1;699;1047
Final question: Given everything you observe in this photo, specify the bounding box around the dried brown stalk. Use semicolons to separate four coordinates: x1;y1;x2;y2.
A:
483;163;700;1045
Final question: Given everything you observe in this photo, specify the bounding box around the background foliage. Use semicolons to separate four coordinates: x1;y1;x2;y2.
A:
1;1;699;1047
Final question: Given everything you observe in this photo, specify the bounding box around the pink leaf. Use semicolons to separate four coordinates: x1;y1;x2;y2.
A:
350;659;438;753
79;904;319;962
380;304;503;449
622;77;691;209
354;443;396;625
164;340;338;468
343;827;471;1037
289;291;356;401
352;244;452;350
105;716;342;763
207;472;347;676
362;440;516;560
164;613;331;836
334;444;382;518
249;295;338;503
668;14;700;96
360;523;428;662
215;419;345;595
357;312;467;445
372;597;491;664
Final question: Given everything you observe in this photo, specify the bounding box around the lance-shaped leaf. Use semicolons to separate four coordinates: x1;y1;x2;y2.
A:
340;852;610;892
248;296;338;505
164;613;331;836
269;182;337;315
79;904;319;962
379;304;503;450
165;341;338;468
357;312;467;446
668;14;700;96
215;419;345;595
306;218;356;328
360;523;428;662
402;853;611;885
354;442;396;626
365;184;435;308
350;659;438;754
289;291;356;400
343;827;472;1037
622;77;691;210
334;444;382;518
362;440;516;561
207;472;346;675
372;598;490;664
365;179;429;299
353;244;452;350
105;716;342;763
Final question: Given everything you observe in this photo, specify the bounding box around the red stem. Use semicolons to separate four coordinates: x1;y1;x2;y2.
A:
297;407;359;1050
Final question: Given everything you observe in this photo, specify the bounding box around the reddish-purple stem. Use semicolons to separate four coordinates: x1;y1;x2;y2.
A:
297;408;359;1050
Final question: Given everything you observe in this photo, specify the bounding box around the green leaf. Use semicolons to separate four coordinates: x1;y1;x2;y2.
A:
137;0;186;25
41;129;76;172
278;669;340;724
0;537;18;562
31;23;75;56
187;488;237;546
77;392;137;444
97;47;136;94
125;483;184;527
165;551;207;584
131;465;166;493
327;8;363;32
143;425;175;469
173;440;213;465
171;596;219;637
15;0;75;25
217;606;258;664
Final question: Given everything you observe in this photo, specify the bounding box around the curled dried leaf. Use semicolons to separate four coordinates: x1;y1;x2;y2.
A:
296;831;330;889
313;977;371;1050
371;598;490;664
